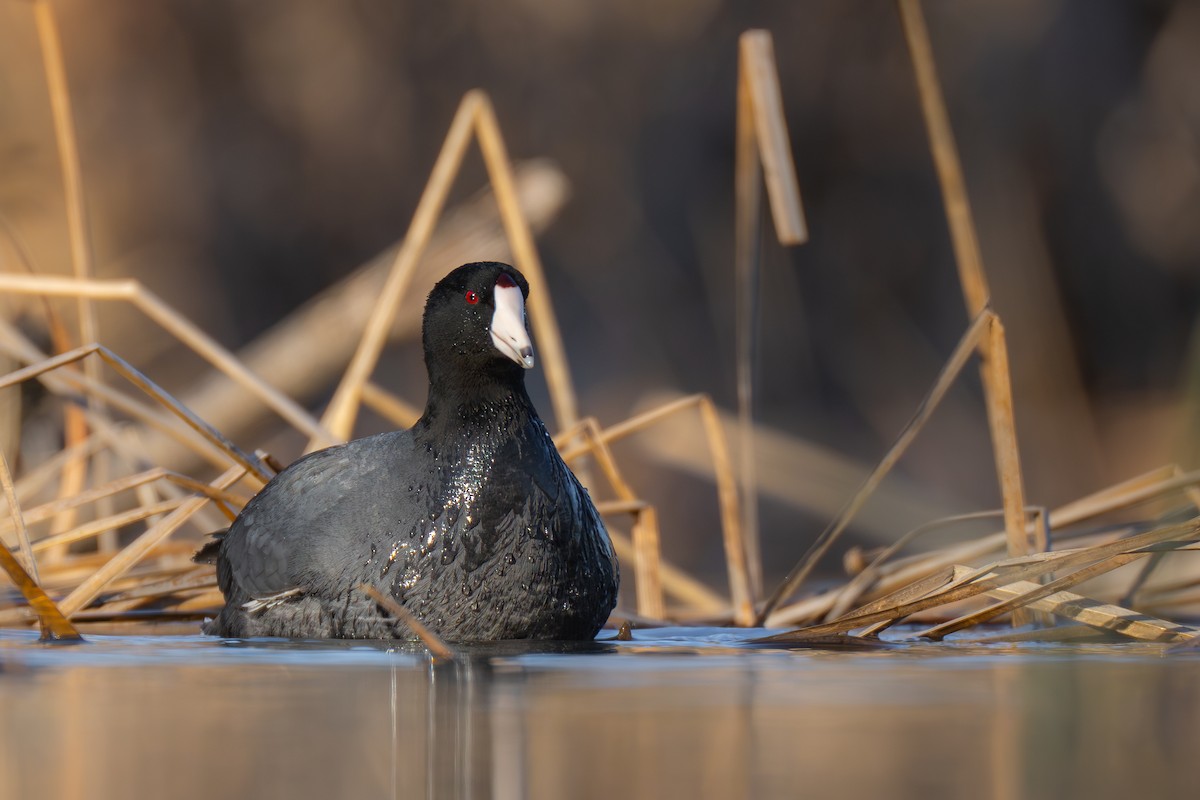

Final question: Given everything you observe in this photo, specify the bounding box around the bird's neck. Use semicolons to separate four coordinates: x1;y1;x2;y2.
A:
415;376;537;444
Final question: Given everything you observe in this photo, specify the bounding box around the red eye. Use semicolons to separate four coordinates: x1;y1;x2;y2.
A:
465;290;479;305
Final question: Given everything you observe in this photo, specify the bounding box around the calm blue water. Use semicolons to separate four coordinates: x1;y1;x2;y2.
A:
0;626;1194;800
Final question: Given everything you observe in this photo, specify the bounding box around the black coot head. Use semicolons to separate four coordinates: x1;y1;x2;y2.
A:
422;262;535;383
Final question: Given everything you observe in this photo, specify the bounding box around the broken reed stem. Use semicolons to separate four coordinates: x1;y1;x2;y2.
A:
474;92;580;433
755;307;994;625
359;583;455;661
0;274;335;449
133;287;334;449
360;382;422;429
0;468;245;540
698;396;755;626
318;93;480;444
631;506;665;620
896;0;1034;610
96;568;216;607
0;318;229;472
985;313;1040;553
58;464;247;617
738;31;808;245
0;342;270;484
733;31;809;603
573;418;665;618
558;394;699;460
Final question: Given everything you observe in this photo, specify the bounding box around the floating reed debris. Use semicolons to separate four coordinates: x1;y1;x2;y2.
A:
759;516;1200;645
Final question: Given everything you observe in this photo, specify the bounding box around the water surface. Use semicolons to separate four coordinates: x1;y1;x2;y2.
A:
0;627;1194;799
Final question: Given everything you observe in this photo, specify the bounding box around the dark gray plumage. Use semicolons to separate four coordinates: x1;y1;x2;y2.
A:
200;262;618;641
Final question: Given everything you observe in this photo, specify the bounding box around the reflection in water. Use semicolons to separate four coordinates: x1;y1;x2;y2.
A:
0;629;1198;799
424;658;488;799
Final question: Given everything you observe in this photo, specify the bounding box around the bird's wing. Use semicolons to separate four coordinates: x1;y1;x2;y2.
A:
218;438;400;599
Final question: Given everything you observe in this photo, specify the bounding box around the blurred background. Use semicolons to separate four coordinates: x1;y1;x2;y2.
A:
1;0;1197;592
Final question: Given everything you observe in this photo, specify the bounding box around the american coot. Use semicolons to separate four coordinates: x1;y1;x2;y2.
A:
198;262;619;641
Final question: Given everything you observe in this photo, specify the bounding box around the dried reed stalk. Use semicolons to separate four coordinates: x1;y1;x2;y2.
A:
317;94;481;442
33;0;96;351
0;139;93;563
896;0;1034;598
734;30;809;602
34;0;128;565
319;91;579;445
698;396;755;625
32;0;100;438
595;524;727;613
737;31;807;244
96;569;216;607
